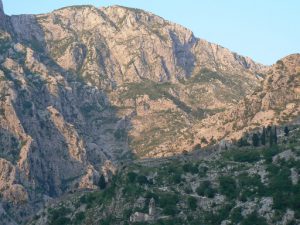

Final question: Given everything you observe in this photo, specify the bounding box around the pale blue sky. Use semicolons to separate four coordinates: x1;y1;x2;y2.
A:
2;0;300;65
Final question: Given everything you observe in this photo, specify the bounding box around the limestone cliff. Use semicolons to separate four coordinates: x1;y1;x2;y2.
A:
195;54;300;143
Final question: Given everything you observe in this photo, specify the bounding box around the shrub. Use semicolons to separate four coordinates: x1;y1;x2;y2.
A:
252;133;260;147
171;173;182;184
22;101;33;109
263;147;278;163
114;129;127;140
50;217;71;225
230;207;243;224
137;175;148;185
187;196;197;211
196;180;215;198
98;175;106;190
162;205;177;216
182;163;199;174
159;193;179;209
238;173;265;199
237;138;250;147
232;150;261;163
74;212;85;223
127;172;137;183
219;176;237;199
241;212;268;225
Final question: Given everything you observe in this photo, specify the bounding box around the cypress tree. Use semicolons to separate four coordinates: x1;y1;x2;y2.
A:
98;175;106;190
252;133;260;147
269;127;274;146
274;126;278;145
261;127;266;146
284;126;289;136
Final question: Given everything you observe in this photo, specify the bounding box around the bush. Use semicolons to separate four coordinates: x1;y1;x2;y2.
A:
187;196;197;211
198;166;208;177
171;173;182;184
232;150;261;163
196;180;215;198
182;163;199;174
98;175;106;190
241;212;268;225
114;129;127;140
159;193;179;209
127;172;137;183
230;207;243;224
48;206;72;225
22;101;32;109
137;175;148;185
162;205;177;216
237;138;250;147
74;212;85;223
268;167;292;192
238;173;265;199
50;217;71;225
263;147;278;163
219;176;237;199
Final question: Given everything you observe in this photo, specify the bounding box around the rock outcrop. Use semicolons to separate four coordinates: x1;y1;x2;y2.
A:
194;54;300;142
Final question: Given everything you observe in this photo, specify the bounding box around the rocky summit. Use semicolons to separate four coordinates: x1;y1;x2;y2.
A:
0;1;299;224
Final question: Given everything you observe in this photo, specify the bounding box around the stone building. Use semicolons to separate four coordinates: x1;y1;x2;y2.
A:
130;198;157;223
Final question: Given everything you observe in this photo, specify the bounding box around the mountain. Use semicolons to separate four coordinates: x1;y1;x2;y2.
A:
194;54;300;143
0;0;299;224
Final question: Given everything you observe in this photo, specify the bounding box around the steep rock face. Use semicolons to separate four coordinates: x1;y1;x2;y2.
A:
8;5;267;158
0;20;129;224
18;5;265;87
194;54;300;142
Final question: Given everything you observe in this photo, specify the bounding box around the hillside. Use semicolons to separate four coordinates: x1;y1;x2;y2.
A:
29;125;300;225
0;0;299;224
194;54;300;143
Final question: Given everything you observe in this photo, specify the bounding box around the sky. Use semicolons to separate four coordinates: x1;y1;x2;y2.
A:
2;0;300;65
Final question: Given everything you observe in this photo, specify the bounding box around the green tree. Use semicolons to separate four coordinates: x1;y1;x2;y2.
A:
261;127;266;145
269;127;274;146
137;175;148;185
237;137;250;147
187;196;197;211
98;175;106;190
241;212;268;225
252;133;260;147
284;126;289;136
127;172;137;183
196;180;215;198
274;126;278;145
219;176;237;199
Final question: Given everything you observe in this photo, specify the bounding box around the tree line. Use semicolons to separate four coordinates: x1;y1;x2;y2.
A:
237;126;289;147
